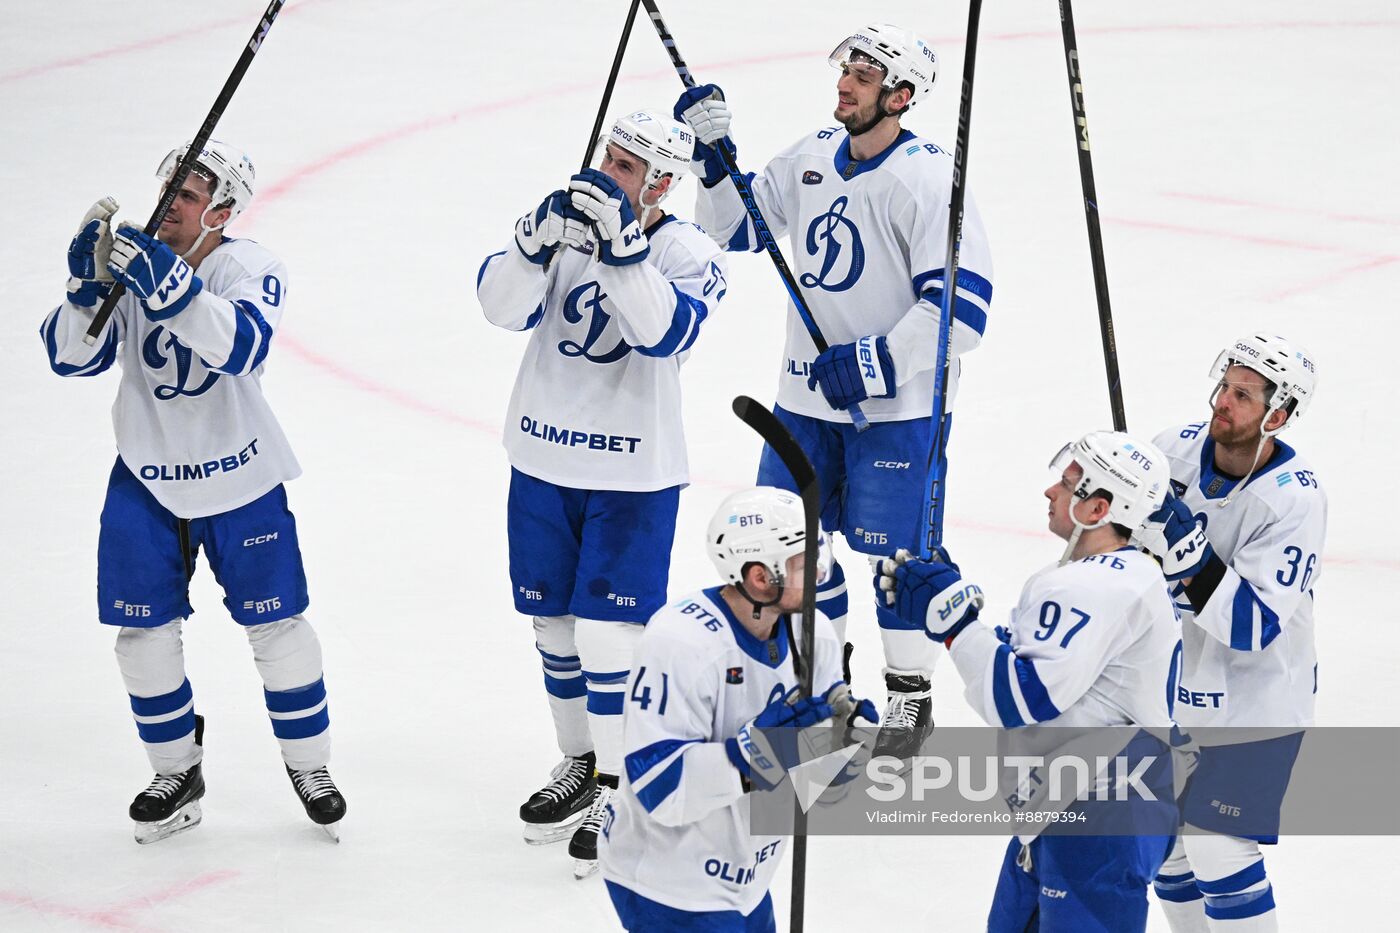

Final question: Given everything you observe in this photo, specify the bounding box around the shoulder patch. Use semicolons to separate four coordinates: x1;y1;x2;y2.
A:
725;667;744;684
802;170;823;185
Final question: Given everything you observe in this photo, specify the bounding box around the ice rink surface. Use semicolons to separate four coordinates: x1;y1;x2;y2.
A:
3;0;1397;929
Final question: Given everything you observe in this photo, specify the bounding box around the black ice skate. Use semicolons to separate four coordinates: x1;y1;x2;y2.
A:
568;772;617;880
130;714;206;845
872;670;934;763
286;765;347;843
520;751;597;845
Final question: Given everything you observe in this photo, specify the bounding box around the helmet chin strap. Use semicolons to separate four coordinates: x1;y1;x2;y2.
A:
178;204;229;260
1060;498;1112;566
736;568;785;620
846;89;904;139
1218;416;1282;508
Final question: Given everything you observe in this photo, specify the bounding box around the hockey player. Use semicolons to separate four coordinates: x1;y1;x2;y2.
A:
476;110;728;877
600;487;877;931
879;430;1180;931
41;141;345;843
674;23;993;756
1141;335;1324;933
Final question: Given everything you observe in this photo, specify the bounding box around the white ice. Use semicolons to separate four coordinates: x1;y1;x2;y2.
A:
2;1;1397;930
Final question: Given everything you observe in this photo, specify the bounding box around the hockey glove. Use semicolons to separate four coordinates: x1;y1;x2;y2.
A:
824;682;879;728
725;686;834;790
1133;493;1213;581
108;225;203;322
568;169;649;267
514;190;590;266
875;548;985;643
808;335;895;412
66;197;120;308
673;84;732;188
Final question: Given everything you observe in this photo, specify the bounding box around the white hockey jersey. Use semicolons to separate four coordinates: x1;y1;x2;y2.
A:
41;237;300;519
599;587;843;915
1154;424;1327;732
949;548;1180;731
695;127;992;423
477;216;727;492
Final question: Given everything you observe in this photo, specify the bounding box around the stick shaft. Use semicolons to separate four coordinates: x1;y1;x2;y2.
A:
579;0;642;173
84;0;288;345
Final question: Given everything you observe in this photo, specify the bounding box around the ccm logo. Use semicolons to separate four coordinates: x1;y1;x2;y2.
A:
873;461;910;469
243;533;279;547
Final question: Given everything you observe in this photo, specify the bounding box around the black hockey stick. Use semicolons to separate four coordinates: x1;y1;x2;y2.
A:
647;0;871;432
919;0;984;559
84;0;288;345
579;0;642;173
731;395;818;933
1058;0;1127;431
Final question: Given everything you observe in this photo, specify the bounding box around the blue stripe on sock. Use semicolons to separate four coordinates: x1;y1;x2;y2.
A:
1205;886;1275;921
544;671;587;699
270;706;330;740
1196;859;1267;896
264;677;327;714
586;690;625;715
130;678;193;718
136;709;197;745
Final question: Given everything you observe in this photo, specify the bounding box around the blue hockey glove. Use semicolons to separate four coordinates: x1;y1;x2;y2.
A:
107;225;203;321
875;548;985;642
673;84;731;187
1133;493;1214;581
514;190;590;266
725;686;834;790
66;197;119;308
568;168;649;266
807;335;895;411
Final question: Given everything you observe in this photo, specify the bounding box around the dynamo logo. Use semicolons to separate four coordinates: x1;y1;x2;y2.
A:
801;196;865;293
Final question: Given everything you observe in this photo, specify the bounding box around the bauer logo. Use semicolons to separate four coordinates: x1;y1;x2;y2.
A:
802;170;823;185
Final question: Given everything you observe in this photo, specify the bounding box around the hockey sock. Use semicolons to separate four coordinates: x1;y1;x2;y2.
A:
247;614;330;772
574;618;644;776
869;556;941;675
115;620;201;774
815;558;849;644
533;615;591;758
1184;832;1278;931
1155;836;1209;932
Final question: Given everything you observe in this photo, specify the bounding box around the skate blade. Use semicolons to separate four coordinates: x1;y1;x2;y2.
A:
134;800;203;845
522;814;587;846
573;857;599;880
318;821;341;844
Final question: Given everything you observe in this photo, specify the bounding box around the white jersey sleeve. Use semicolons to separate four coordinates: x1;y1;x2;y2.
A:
949;550;1178;730
694;127;992;423
41;238;301;519
476;216;727;492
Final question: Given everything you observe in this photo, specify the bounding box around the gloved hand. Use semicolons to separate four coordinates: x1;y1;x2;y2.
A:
824;682;879;727
807;335;895;411
875;548;985;642
514;190;590;266
673;83;732;187
66;197;120;308
568;168;649;266
107;224;203;321
725;686;834;790
1133;493;1213;581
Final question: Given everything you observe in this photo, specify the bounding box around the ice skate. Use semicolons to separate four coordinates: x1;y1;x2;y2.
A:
872;670;933;763
286;765;347;842
568;774;616;879
520;751;597;845
130;714;205;845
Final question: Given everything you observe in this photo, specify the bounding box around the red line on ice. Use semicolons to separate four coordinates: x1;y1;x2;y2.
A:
0;869;239;931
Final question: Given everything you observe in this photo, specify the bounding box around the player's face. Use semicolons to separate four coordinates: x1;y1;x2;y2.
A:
599;144;654;218
1045;463;1086;541
157;175;226;255
834;57;887;131
1209;365;1272;446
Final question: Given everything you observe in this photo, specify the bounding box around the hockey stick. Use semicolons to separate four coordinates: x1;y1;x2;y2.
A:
731;395;818;933
645;0;871;432
1058;0;1128;431
84;0;288;345
579;0;642;173
919;0;984;559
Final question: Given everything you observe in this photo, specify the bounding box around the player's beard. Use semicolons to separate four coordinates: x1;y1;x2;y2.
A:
1208;409;1261;451
835;98;888;139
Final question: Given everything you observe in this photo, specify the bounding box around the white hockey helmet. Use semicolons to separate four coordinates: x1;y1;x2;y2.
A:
157;139;256;225
707;487;832;591
828;23;938;109
1049;430;1169;535
603;110;695;196
1209;334;1317;435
